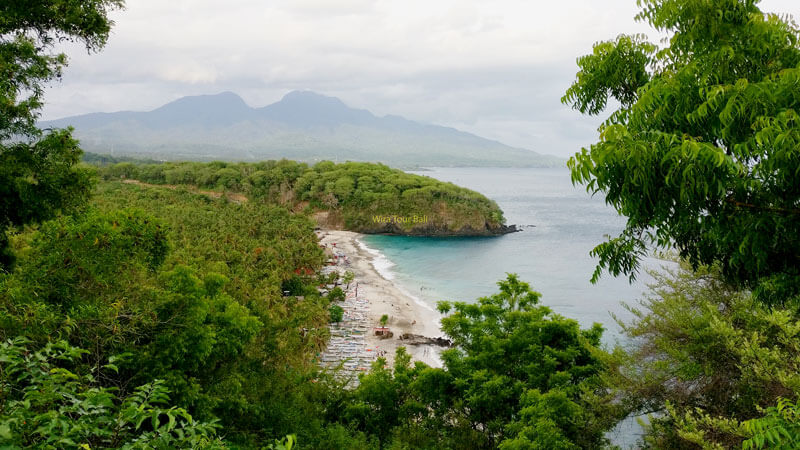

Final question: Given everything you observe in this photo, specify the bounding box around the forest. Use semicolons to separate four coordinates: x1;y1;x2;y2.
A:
97;159;510;236
1;0;799;448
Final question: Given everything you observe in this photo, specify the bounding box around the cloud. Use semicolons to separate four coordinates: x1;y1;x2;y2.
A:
40;0;800;157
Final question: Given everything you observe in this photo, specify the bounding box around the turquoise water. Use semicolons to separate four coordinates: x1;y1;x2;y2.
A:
360;167;655;446
361;167;661;345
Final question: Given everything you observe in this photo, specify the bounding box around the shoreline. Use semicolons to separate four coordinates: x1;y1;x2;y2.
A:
316;229;445;369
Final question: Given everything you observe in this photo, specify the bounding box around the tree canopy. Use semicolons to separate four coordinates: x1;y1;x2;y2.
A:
0;0;124;270
96;159;509;236
336;274;618;449
0;338;225;448
562;0;800;306
606;260;800;447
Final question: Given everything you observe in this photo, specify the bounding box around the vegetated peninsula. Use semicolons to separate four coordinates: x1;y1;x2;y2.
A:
97;159;516;236
42;91;563;168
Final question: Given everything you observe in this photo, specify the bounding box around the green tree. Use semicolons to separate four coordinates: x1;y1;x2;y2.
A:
562;0;800;305
329;304;344;323
0;0;125;270
607;261;800;448
0;338;225;449
342;270;355;290
743;398;800;449
0;209;264;417
328;286;345;302
85;184;333;445
100;159;510;237
435;274;615;448
341;275;617;449
281;275;306;296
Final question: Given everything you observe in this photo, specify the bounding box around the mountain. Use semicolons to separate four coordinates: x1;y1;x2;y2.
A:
41;91;563;168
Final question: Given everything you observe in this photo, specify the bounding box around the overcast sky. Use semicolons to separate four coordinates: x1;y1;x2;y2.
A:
41;0;798;157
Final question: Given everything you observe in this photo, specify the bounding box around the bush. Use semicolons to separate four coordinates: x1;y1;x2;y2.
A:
328;286;345;302
339;274;618;449
329;305;344;323
608;261;800;448
281;275;305;296
0;338;226;449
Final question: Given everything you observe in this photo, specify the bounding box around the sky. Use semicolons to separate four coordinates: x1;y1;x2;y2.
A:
41;0;799;158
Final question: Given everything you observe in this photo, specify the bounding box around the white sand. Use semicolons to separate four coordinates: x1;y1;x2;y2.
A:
317;229;445;368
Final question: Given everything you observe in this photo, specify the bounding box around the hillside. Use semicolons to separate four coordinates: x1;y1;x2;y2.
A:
98;159;517;236
42;91;563;168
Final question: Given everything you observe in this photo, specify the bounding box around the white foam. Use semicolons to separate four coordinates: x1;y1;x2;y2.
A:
354;236;446;368
356;238;438;315
356;238;396;280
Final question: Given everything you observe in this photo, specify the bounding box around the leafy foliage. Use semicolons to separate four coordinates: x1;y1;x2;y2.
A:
89;184;335;443
743;398;800;449
0;181;341;446
607;261;800;448
328;286;346;302
342;271;355;289
0;0;124;270
263;434;297;450
0;337;225;449
337;274;619;449
329;304;344;323
97;159;509;235
563;0;800;305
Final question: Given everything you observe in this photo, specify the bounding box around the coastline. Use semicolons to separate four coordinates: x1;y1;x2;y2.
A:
316;229;445;369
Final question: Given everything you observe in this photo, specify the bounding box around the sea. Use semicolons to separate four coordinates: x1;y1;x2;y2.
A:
360;167;665;344
359;166;661;448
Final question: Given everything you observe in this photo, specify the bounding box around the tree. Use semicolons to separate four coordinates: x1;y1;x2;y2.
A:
0;338;225;449
742;398;800;449
342;270;355;290
328;286;345;302
341;275;618;449
379;314;388;327
0;0;125;270
435;274;616;448
281;275;305;296
607;260;800;448
562;0;800;306
329;304;344;323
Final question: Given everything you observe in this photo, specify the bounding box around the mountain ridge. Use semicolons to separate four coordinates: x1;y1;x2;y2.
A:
42;91;563;168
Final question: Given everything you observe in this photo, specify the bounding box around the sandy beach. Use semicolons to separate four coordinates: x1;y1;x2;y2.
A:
316;229;445;370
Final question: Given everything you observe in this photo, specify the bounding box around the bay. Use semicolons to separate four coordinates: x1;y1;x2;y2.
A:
361;167;661;345
360;166;660;447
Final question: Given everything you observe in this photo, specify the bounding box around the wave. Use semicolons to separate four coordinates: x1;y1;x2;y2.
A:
356;238;396;280
356;238;437;314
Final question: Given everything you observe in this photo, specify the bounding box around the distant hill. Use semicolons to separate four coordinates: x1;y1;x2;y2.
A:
42;91;563;168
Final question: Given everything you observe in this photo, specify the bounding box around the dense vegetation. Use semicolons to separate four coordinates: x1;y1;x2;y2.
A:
563;0;800;447
337;275;619;449
97;159;510;236
0;0;116;269
1;183;345;446
604;261;800;448
2;0;800;448
0;338;226;448
0;181;610;447
562;0;800;306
